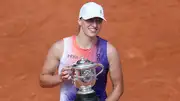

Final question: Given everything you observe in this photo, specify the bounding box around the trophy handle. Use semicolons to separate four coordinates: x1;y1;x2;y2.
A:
96;63;104;77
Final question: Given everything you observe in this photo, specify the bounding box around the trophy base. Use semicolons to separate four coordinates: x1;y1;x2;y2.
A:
74;91;99;101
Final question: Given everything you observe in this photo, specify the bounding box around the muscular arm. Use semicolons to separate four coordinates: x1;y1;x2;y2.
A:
106;43;124;101
39;40;64;88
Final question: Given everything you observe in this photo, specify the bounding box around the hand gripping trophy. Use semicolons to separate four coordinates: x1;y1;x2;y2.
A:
70;58;104;101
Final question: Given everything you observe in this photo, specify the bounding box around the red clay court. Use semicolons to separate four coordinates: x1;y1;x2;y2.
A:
0;0;180;101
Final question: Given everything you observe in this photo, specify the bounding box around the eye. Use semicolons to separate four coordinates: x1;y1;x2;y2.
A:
96;19;103;24
86;19;94;23
86;18;103;24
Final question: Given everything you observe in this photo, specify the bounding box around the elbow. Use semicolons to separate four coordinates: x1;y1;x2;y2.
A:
39;74;48;88
120;88;124;97
39;81;52;88
115;83;124;97
39;80;46;88
120;84;124;97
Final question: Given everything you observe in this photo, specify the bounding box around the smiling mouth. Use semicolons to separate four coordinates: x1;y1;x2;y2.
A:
89;28;97;32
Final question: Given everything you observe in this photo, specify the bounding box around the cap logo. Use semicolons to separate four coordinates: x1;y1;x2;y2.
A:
100;10;103;15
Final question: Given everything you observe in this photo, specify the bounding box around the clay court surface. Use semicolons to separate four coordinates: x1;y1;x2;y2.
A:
1;0;180;101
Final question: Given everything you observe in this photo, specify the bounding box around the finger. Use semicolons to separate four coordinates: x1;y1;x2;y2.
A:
62;74;70;80
67;76;72;80
61;68;65;72
63;71;70;74
61;67;71;73
64;67;72;70
61;73;68;78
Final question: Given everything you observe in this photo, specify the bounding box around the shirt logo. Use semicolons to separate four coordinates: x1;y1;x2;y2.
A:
67;54;79;59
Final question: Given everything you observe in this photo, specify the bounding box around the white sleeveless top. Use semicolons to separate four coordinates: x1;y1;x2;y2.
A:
58;36;98;101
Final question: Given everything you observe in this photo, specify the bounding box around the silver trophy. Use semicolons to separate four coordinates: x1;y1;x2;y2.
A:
71;58;104;101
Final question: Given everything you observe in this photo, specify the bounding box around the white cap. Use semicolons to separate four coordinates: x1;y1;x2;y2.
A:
79;2;106;21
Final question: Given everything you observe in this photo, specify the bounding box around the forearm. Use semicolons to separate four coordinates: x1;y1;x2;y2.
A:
106;84;123;101
39;74;63;88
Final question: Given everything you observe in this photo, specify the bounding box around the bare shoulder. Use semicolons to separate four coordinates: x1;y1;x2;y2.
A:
107;42;120;61
47;40;64;60
41;40;64;74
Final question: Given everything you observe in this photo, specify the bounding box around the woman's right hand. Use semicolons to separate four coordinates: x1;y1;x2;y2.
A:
60;66;73;81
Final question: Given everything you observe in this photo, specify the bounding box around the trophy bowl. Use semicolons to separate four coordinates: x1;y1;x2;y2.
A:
71;58;104;101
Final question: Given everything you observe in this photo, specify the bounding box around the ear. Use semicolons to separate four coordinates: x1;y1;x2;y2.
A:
78;19;82;26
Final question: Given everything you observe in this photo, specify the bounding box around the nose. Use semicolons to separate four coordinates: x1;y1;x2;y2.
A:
91;20;98;27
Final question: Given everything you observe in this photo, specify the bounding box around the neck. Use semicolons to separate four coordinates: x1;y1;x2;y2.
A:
76;31;97;49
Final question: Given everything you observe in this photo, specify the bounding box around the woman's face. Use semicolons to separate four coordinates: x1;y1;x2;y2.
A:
78;17;103;37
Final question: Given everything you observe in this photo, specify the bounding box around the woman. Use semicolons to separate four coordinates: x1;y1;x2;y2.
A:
39;2;124;101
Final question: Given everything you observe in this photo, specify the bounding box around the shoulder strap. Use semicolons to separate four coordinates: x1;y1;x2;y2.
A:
96;36;109;69
63;36;73;54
